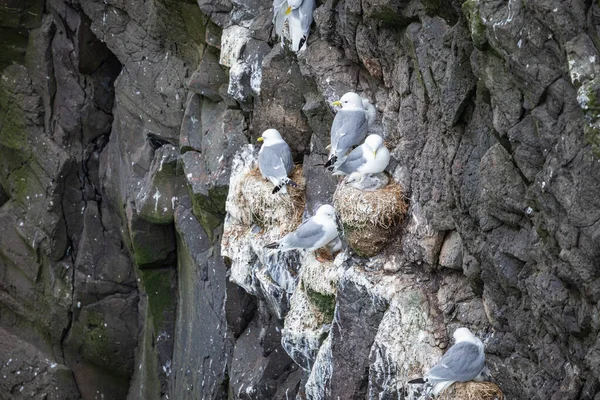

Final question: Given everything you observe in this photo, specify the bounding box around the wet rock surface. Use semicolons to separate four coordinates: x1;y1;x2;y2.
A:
1;0;600;399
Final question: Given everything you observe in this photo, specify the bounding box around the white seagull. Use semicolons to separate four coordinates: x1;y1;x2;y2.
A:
258;129;297;194
332;134;390;178
325;92;369;169
265;204;339;253
409;327;487;396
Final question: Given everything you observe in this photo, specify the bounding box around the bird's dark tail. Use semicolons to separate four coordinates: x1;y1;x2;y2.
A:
264;242;279;249
299;36;307;50
324;155;337;169
272;178;298;194
407;378;426;384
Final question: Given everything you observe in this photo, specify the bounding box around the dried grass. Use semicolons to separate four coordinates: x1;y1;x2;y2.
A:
333;179;408;257
333;179;408;231
439;382;505;400
237;166;306;234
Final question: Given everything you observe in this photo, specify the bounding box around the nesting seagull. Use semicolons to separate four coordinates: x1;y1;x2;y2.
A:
333;134;390;177
362;98;377;128
273;0;315;52
265;204;339;253
258;129;297;194
409;327;486;396
325;92;369;169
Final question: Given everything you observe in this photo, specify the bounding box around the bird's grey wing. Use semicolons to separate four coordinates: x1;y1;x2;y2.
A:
331;109;368;154
426;342;485;383
272;141;294;175
259;145;289;179
337;146;367;174
283;218;325;249
298;0;315;33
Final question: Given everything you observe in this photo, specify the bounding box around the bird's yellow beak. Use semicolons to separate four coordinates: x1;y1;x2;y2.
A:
373;150;377;157
285;6;292;15
257;137;264;142
332;101;342;107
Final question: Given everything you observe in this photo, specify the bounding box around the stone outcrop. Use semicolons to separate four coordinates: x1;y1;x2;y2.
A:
2;0;600;399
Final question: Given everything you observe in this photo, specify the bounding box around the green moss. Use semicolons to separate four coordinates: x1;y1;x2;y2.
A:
139;269;176;332
153;0;207;66
0;78;29;150
189;185;229;237
82;311;111;362
462;0;487;49
305;287;336;323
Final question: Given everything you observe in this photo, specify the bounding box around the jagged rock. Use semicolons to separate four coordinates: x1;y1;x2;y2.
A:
181;101;247;232
135;144;186;224
180;93;203;153
439;231;463;270
229;304;300;400
281;254;342;370
170;205;230;399
64;292;139;400
0;327;79;400
219;25;270;106
188;50;228;102
4;0;600;399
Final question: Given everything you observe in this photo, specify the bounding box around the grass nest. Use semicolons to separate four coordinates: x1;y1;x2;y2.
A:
238;166;306;233
333;178;408;257
439;382;505;400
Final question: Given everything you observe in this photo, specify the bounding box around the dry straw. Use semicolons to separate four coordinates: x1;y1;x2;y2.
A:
238;166;306;234
439;382;505;400
333;178;408;231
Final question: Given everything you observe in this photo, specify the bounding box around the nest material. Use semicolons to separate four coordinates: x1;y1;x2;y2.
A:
238;166;306;234
439;382;505;400
333;179;408;257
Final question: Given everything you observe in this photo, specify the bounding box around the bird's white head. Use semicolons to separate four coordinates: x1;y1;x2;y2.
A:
364;134;384;156
315;204;336;220
258;129;284;145
332;92;363;110
287;0;303;11
453;327;480;344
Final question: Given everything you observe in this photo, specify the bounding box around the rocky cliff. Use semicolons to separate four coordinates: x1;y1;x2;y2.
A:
1;0;600;399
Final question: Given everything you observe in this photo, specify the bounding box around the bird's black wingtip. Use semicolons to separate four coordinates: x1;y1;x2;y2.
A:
407;378;425;384
324;156;337;168
264;242;279;249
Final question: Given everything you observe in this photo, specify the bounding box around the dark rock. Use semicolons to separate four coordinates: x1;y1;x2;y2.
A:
188;50;228;102
0;327;79;400
171;205;230;399
327;271;388;399
229;304;300;400
135;144;186;224
252;45;314;159
64;292;139;400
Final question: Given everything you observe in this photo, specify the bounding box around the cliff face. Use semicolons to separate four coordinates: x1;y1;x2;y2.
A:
1;0;600;399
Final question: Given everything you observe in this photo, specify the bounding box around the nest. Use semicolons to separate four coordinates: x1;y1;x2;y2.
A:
439;382;505;400
333;178;408;257
237;166;306;234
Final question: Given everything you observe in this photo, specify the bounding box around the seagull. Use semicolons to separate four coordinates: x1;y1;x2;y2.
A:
258;129;297;194
332;134;390;178
408;327;486;396
273;0;315;52
265;204;339;254
325;92;369;169
362;98;377;127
